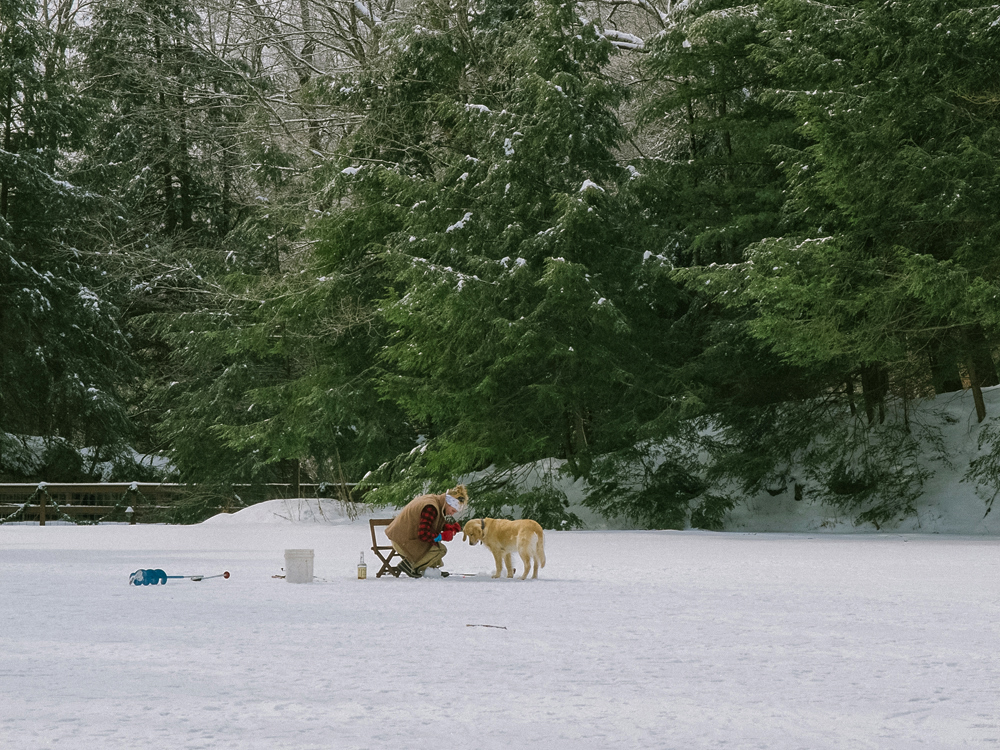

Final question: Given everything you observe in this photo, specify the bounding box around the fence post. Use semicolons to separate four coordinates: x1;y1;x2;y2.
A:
39;490;46;526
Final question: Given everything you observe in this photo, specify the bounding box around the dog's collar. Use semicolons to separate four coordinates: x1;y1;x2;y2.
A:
480;518;485;531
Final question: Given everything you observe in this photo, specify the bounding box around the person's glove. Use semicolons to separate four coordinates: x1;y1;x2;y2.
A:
439;522;462;542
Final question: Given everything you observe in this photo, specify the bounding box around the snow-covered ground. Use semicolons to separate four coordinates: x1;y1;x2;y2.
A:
3;495;1000;749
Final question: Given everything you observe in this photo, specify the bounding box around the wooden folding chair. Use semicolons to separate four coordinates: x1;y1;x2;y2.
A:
369;518;402;577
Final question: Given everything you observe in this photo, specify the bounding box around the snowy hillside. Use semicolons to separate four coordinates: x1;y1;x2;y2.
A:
719;386;1000;535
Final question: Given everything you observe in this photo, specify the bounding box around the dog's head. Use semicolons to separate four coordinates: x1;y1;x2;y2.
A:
462;518;485;546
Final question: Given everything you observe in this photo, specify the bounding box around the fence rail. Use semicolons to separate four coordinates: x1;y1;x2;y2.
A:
0;482;353;525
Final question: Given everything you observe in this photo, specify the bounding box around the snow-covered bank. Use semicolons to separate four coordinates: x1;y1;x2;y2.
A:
721;387;1000;534
2;514;999;749
533;385;999;535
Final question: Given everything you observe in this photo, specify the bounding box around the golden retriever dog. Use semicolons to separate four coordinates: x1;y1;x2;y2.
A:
462;518;546;579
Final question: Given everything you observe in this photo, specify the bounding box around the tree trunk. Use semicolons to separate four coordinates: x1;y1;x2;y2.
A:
153;33;178;234
298;0;322;151
968;325;998;388
177;90;193;232
1;80;11;219
962;328;989;423
686;96;697;162
927;332;963;394
289;458;301;497
860;363;888;425
967;355;987;423
565;408;591;476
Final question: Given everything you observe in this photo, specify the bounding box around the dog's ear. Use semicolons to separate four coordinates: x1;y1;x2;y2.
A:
463;521;480;545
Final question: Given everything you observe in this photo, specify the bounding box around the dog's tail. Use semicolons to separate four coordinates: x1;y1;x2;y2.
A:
536;528;546;568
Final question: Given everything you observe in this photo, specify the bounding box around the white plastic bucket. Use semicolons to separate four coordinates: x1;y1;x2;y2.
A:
284;549;314;583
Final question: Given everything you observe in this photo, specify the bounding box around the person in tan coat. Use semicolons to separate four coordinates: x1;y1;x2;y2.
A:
385;485;468;577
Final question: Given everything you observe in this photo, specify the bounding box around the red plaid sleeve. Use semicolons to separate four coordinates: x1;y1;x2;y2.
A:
417;505;439;543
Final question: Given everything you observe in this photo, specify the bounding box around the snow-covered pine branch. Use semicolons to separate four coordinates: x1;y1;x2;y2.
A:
598;28;646;51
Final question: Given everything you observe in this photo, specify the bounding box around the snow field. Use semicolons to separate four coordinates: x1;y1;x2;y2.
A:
2;514;999;749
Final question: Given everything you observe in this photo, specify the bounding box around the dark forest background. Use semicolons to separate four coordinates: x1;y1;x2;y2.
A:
3;0;1000;526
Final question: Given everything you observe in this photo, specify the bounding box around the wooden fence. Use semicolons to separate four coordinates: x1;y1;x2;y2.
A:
0;482;346;524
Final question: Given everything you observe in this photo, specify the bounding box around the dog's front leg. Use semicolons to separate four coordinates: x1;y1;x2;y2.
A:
490;549;503;578
503;553;514;578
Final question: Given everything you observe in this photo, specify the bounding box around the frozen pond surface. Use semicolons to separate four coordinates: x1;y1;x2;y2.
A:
3;509;999;749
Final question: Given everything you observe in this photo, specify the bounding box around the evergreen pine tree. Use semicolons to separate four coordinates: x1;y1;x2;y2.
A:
745;0;1000;415
1;0;135;477
581;0;817;529
83;0;247;239
151;265;414;509
314;0;660;520
682;0;1000;526
637;0;796;266
79;0;319;476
